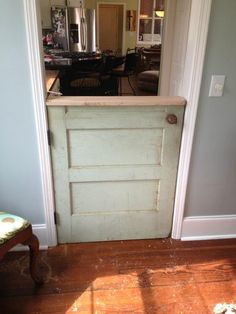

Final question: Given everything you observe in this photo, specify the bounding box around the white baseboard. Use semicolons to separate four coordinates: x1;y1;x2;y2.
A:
10;224;49;251
181;215;236;241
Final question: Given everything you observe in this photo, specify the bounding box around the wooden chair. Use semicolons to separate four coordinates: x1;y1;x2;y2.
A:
0;211;43;284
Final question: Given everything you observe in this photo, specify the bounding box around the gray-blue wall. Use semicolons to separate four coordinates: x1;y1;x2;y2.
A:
1;0;235;225
0;1;45;223
185;0;236;216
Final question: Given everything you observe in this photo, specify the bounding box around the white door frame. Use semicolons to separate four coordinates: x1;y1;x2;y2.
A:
158;0;177;96
23;0;212;245
171;0;212;238
97;2;126;55
23;0;57;246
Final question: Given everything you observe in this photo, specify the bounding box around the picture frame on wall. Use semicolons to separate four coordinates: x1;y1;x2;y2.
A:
127;10;136;32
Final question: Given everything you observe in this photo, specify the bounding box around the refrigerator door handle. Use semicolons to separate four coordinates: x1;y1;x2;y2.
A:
80;17;85;51
81;15;87;51
65;7;69;51
83;18;87;51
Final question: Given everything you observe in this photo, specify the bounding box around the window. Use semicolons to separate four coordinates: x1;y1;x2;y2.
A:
137;0;164;45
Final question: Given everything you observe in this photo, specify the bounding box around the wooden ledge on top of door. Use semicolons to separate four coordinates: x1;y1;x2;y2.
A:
46;96;186;107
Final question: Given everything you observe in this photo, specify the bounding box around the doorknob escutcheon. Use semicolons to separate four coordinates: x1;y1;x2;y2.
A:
166;114;177;124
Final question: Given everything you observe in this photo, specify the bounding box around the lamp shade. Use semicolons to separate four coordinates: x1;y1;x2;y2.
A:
155;10;164;18
155;0;164;18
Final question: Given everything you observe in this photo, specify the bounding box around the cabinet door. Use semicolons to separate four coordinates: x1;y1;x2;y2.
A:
39;0;51;29
48;106;184;243
51;0;66;6
67;0;83;7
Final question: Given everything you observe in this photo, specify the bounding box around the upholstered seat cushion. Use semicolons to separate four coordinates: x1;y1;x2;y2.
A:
137;70;159;92
138;70;159;83
0;212;30;245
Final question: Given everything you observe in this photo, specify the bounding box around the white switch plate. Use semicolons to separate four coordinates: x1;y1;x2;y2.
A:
209;75;226;97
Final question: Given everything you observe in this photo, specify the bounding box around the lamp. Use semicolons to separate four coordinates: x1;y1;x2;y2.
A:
155;9;164;18
155;1;164;18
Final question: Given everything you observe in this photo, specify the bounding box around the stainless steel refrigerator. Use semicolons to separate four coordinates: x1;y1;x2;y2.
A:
51;7;96;52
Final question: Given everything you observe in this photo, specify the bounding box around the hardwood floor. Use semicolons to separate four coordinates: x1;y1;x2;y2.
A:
1;238;236;313
119;75;157;96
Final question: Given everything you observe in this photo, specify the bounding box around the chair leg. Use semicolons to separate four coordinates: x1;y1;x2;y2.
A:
127;75;136;95
119;77;122;96
23;234;43;285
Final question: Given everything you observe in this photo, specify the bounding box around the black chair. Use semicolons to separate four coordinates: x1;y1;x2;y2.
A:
99;55;118;96
112;49;138;95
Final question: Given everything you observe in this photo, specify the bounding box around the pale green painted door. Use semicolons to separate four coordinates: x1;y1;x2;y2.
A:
48;106;184;243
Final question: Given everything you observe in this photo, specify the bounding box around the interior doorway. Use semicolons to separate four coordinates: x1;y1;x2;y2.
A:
24;0;212;245
97;3;125;55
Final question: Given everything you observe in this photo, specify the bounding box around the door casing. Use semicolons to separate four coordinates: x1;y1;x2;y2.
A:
23;0;212;246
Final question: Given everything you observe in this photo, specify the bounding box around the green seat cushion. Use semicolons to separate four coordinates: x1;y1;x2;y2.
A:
0;211;30;245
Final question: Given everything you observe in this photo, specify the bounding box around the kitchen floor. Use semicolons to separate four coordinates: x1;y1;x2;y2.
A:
1;238;236;313
120;75;157;96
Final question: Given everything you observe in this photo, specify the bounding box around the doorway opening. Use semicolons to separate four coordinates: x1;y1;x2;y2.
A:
25;0;212;245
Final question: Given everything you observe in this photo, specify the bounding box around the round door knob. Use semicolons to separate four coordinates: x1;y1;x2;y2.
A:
166;114;177;124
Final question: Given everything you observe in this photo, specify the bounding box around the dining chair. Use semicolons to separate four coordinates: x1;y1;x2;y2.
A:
0;211;43;284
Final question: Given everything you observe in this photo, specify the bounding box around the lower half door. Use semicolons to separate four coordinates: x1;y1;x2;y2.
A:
48;105;184;243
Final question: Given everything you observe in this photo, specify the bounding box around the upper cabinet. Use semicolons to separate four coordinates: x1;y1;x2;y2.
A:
51;0;66;5
40;0;67;29
39;0;52;29
137;0;164;45
67;0;83;7
39;0;84;29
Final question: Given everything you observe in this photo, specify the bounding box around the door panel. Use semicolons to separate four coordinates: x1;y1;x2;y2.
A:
48;106;184;243
98;4;123;53
71;180;159;213
68;128;163;166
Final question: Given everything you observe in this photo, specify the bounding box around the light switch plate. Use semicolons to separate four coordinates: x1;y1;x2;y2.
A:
209;75;226;97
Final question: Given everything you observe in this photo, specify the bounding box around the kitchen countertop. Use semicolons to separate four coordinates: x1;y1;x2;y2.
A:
45;70;59;92
45;63;71;71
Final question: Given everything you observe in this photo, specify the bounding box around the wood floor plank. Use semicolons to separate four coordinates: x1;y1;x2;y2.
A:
1;238;236;313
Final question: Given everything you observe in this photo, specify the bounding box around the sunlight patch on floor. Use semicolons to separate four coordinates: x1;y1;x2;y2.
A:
65;272;144;314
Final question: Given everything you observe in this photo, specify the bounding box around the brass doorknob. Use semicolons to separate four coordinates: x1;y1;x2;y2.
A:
166;114;177;124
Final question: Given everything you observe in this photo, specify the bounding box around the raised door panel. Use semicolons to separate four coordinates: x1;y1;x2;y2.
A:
68;128;163;166
48;106;184;243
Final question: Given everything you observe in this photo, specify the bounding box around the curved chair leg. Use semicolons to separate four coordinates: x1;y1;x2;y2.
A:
23;234;43;285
